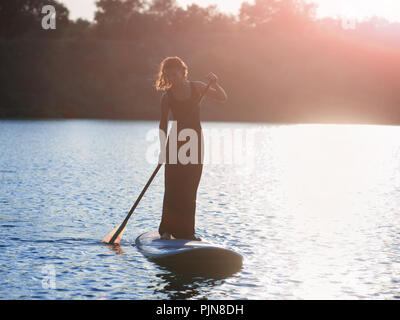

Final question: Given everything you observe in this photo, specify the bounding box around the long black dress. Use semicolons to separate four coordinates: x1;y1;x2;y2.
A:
158;81;204;239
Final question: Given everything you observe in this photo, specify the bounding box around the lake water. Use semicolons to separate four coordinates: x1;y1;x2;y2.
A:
1;120;400;299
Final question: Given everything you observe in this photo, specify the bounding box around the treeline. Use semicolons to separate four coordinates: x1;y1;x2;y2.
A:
1;0;399;124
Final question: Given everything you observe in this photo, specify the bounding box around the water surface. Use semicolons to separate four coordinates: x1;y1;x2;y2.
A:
1;120;400;299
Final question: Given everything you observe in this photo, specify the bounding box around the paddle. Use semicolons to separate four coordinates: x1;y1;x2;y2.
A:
102;80;212;245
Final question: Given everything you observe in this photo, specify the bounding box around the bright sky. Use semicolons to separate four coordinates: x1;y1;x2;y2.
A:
59;0;400;23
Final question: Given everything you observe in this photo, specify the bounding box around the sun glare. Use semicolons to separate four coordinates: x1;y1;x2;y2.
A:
59;0;400;23
178;0;400;22
315;0;400;22
273;124;399;221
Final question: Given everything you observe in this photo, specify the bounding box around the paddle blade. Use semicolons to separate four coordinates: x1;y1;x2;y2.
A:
102;223;127;245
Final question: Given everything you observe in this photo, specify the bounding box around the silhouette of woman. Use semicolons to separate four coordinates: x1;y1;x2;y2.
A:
155;57;227;240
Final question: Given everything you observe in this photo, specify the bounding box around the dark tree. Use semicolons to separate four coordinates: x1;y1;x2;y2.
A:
239;0;316;30
1;0;399;124
94;0;146;39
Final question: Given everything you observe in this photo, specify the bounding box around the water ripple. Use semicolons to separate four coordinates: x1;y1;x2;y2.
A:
1;120;400;299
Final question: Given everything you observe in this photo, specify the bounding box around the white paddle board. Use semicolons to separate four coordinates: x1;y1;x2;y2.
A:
135;231;243;275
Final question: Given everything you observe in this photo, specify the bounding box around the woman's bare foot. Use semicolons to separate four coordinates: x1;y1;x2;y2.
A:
190;235;201;241
160;232;172;240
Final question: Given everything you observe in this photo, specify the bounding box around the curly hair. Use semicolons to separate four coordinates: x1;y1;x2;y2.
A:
155;56;188;91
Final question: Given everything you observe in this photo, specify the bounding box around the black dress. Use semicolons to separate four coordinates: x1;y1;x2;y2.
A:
158;81;204;239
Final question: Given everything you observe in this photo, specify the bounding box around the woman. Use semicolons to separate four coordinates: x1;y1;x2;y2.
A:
155;56;227;240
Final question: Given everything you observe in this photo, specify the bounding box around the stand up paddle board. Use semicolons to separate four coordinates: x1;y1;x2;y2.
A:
135;231;243;275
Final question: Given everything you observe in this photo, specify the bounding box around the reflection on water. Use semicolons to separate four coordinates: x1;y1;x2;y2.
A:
1;120;400;299
105;244;124;255
151;272;225;300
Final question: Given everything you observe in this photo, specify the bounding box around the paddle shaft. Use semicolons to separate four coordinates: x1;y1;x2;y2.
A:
108;81;212;244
